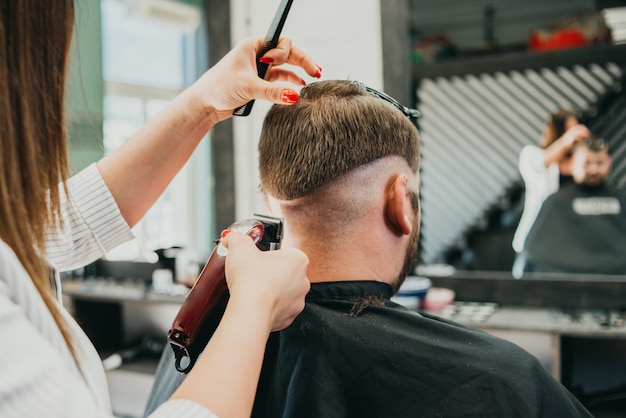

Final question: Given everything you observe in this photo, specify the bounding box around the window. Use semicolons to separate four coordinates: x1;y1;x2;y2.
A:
101;0;211;261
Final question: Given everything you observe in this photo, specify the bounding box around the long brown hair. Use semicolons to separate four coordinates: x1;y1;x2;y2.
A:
0;1;75;353
540;108;578;149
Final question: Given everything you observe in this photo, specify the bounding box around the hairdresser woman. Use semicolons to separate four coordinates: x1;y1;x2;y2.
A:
0;1;320;417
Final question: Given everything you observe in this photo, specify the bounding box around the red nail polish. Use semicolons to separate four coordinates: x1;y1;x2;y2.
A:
259;56;274;64
221;229;231;238
301;78;307;86
315;64;323;78
281;89;299;104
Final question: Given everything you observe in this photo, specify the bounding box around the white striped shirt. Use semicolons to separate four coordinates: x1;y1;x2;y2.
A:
0;164;216;418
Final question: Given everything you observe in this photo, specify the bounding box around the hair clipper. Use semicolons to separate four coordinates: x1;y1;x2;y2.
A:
167;214;283;374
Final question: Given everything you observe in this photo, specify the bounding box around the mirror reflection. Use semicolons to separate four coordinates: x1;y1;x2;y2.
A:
409;1;626;280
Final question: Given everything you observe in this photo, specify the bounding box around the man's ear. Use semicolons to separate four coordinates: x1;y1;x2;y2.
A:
385;174;412;236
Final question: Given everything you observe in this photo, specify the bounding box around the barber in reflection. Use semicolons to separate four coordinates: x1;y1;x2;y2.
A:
524;137;626;275
512;109;591;277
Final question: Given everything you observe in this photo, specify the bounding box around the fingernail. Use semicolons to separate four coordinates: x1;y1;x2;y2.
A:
315;64;323;78
281;89;299;104
300;78;307;86
259;56;274;64
221;229;231;238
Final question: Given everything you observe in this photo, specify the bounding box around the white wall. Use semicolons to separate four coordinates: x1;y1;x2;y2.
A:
230;0;384;218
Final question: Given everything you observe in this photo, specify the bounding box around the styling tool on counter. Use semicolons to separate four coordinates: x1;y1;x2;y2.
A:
102;334;166;371
391;276;432;309
167;214;283;373
233;0;294;116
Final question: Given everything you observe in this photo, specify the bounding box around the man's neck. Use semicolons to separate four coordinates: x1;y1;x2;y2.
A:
284;224;407;287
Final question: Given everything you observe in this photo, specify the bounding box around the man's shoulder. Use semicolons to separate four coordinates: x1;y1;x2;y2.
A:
609;185;626;198
297;300;534;361
296;284;544;370
262;301;579;417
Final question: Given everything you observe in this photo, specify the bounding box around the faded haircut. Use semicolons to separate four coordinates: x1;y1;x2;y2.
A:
575;136;609;154
259;80;421;200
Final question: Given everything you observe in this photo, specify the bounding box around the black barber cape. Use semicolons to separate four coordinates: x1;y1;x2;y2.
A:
525;183;626;275
144;281;591;418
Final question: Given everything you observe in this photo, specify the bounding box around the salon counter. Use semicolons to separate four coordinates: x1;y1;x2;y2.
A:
431;302;626;337
423;270;626;309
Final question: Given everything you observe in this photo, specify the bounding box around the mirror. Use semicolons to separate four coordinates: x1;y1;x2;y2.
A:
407;0;626;280
411;40;626;281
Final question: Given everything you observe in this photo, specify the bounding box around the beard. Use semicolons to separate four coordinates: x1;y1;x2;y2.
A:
393;213;421;293
581;174;605;187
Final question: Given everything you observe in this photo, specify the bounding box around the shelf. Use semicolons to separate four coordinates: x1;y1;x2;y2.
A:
413;44;626;78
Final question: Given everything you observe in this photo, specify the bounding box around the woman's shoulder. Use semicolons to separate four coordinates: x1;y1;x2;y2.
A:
0;239;31;297
519;144;544;162
519;144;554;180
0;240;26;277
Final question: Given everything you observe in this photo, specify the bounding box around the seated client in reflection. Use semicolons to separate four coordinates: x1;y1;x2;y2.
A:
524;137;626;275
145;80;591;417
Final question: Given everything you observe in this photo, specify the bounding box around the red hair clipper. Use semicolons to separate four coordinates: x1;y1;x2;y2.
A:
167;214;283;373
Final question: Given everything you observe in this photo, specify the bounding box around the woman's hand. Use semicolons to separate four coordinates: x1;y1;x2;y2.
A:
221;231;310;331
545;123;591;170
171;231;309;416
191;37;322;121
561;124;591;148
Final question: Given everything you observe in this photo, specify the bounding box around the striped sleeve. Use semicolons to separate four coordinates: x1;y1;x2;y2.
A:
46;163;134;271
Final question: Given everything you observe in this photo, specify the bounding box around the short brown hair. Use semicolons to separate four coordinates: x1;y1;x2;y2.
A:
259;80;420;200
575;136;609;154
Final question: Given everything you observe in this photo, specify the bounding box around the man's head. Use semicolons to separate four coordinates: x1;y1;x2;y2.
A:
571;137;612;187
258;80;421;291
